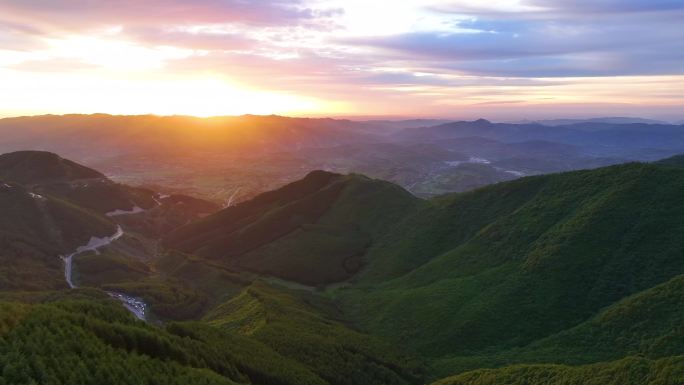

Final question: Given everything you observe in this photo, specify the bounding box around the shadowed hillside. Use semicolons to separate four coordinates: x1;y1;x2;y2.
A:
0;150;104;184
0;150;157;214
165;170;420;285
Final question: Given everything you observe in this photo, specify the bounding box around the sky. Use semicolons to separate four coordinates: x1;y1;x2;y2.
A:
0;0;682;120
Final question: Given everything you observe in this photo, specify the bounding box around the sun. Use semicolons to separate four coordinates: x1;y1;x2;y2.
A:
129;77;327;117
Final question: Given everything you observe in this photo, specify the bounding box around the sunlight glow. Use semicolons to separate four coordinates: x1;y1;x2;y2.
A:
0;69;339;117
0;0;680;119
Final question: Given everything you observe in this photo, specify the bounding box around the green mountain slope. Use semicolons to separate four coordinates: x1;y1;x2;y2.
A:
656;154;684;167
165;170;420;285
428;272;684;377
519;273;684;363
163;160;684;381
337;162;684;367
0;151;217;293
432;356;684;385
0;181;115;290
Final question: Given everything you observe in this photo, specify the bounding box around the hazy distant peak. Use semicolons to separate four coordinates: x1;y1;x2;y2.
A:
533;117;671;126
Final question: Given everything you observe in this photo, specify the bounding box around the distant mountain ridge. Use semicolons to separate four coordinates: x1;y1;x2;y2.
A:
0;114;382;158
401;119;684;155
2;114;683;205
523;117;672;126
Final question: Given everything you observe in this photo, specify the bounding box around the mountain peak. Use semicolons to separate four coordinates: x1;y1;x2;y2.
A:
0;150;104;185
473;118;492;125
304;169;343;179
164;169;419;285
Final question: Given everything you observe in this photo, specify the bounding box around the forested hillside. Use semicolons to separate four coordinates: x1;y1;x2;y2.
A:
164;159;684;382
165;170;420;285
1;152;683;384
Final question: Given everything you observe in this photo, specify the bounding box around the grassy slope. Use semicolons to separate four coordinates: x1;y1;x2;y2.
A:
337;162;684;365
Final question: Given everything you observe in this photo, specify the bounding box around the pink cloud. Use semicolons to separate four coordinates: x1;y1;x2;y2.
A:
0;1;317;31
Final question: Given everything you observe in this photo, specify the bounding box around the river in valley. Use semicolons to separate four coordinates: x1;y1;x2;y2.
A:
62;225;148;321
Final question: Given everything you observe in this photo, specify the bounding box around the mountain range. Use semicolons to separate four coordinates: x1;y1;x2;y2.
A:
2;114;683;205
522;117;673;126
0;149;682;384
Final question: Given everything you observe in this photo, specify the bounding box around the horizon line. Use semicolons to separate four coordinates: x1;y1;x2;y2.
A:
0;112;680;124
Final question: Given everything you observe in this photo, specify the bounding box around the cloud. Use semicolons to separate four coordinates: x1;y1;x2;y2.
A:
0;0;682;118
0;1;318;30
122;27;257;51
526;0;684;13
0;19;48;51
431;0;684;16
0;0;343;54
342;5;684;77
9;57;99;72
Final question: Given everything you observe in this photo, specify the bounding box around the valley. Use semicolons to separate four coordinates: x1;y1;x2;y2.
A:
0;147;683;384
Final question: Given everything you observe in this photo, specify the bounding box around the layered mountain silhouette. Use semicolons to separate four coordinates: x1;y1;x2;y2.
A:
2;114;684;204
